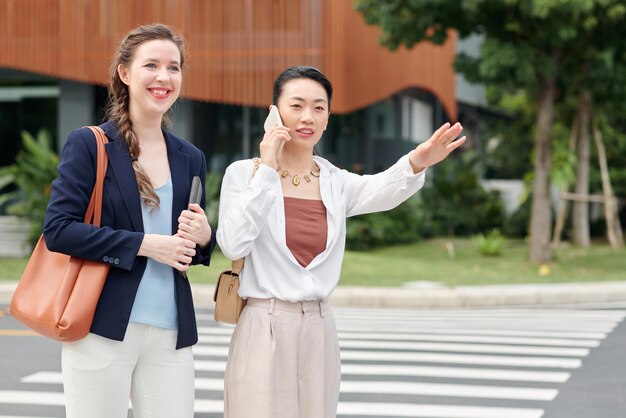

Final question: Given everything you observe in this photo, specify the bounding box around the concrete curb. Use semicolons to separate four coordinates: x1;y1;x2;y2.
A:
328;282;626;308
3;281;626;308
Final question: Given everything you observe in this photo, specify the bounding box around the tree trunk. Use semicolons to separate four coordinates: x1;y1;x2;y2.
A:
572;90;592;247
529;75;556;263
593;122;624;249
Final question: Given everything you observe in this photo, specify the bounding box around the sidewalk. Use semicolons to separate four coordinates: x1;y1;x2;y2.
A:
4;280;626;308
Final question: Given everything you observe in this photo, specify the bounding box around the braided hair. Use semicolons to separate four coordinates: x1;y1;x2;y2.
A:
105;23;186;209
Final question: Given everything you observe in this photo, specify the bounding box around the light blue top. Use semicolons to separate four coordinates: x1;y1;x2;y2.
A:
129;176;178;329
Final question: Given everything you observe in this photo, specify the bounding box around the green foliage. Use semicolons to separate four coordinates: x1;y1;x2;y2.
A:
550;135;577;188
346;195;427;250
503;198;532;238
355;0;624;90
473;229;505;256
356;0;626;263
484;87;574;184
204;172;222;227
0;130;59;246
590;105;626;198
483;89;534;179
418;152;506;236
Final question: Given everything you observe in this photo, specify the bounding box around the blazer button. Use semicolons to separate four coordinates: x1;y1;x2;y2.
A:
103;256;109;262
114;258;120;265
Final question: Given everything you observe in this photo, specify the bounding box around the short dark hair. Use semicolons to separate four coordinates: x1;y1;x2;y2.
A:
272;66;333;109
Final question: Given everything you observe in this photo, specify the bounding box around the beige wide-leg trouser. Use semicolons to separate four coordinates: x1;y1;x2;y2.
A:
224;297;341;418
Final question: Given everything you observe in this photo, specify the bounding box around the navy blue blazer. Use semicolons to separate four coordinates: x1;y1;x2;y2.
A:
43;120;216;349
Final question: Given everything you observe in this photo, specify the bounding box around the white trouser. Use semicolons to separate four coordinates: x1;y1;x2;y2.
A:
62;322;194;418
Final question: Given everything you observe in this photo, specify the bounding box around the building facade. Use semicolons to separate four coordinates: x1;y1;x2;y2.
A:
0;0;458;175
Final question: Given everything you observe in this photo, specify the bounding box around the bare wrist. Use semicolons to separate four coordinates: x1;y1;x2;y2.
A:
408;150;427;173
260;158;277;170
137;234;152;257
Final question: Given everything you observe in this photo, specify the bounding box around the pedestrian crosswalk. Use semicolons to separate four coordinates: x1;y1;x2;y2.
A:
1;307;624;417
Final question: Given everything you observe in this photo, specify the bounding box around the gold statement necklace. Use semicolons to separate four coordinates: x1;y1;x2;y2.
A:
276;163;320;186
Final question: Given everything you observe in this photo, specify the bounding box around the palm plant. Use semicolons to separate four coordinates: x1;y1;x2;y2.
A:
0;129;59;246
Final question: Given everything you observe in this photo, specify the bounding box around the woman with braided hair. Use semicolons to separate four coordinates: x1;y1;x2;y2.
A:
43;23;215;417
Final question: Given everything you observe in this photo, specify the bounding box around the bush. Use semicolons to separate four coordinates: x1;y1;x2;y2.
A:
346;194;427;250
205;172;222;227
473;229;506;256
503;198;531;238
0;130;59;246
418;153;506;236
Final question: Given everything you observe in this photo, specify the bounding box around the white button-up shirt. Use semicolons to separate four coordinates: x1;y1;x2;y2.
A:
216;154;426;302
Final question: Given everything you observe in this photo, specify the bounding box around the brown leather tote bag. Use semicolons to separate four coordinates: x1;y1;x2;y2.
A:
9;126;110;342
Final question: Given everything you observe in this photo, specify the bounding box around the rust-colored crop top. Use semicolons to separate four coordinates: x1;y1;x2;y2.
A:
284;197;328;267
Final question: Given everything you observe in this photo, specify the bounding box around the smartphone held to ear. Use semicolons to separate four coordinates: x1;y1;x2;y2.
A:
264;105;285;155
264;105;282;132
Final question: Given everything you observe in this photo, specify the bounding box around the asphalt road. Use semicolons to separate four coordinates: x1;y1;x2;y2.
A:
1;304;625;418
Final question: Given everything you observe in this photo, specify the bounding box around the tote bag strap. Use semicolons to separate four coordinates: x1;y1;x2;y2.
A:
83;126;109;227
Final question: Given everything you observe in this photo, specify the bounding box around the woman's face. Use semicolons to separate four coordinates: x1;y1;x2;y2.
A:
276;78;329;149
118;39;182;121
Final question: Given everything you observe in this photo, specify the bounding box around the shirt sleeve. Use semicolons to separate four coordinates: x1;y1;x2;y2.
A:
216;160;279;260
344;154;427;218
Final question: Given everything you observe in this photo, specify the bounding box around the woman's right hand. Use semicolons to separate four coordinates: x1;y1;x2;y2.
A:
259;126;290;169
137;234;197;272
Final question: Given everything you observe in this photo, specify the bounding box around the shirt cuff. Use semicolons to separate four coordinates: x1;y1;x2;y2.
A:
400;154;428;178
251;162;280;184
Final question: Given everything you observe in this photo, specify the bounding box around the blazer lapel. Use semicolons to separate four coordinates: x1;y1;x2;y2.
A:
165;130;190;236
101;122;143;232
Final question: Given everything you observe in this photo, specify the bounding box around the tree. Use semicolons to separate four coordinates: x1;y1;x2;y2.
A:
356;0;625;262
556;4;626;247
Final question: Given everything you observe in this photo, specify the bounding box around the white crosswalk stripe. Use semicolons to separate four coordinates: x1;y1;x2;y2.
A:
2;307;624;417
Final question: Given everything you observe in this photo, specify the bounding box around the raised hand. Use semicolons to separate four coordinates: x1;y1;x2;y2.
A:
259;125;290;169
408;122;466;173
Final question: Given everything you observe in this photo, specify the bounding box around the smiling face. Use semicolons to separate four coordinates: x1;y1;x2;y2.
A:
276;78;330;150
117;39;182;123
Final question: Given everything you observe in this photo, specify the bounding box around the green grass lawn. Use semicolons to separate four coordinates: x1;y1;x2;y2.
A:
2;238;626;287
339;239;626;287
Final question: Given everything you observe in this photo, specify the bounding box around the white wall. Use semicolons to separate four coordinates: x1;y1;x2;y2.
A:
456;34;486;107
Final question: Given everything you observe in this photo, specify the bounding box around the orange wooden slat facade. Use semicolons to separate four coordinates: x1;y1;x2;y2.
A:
0;0;456;118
